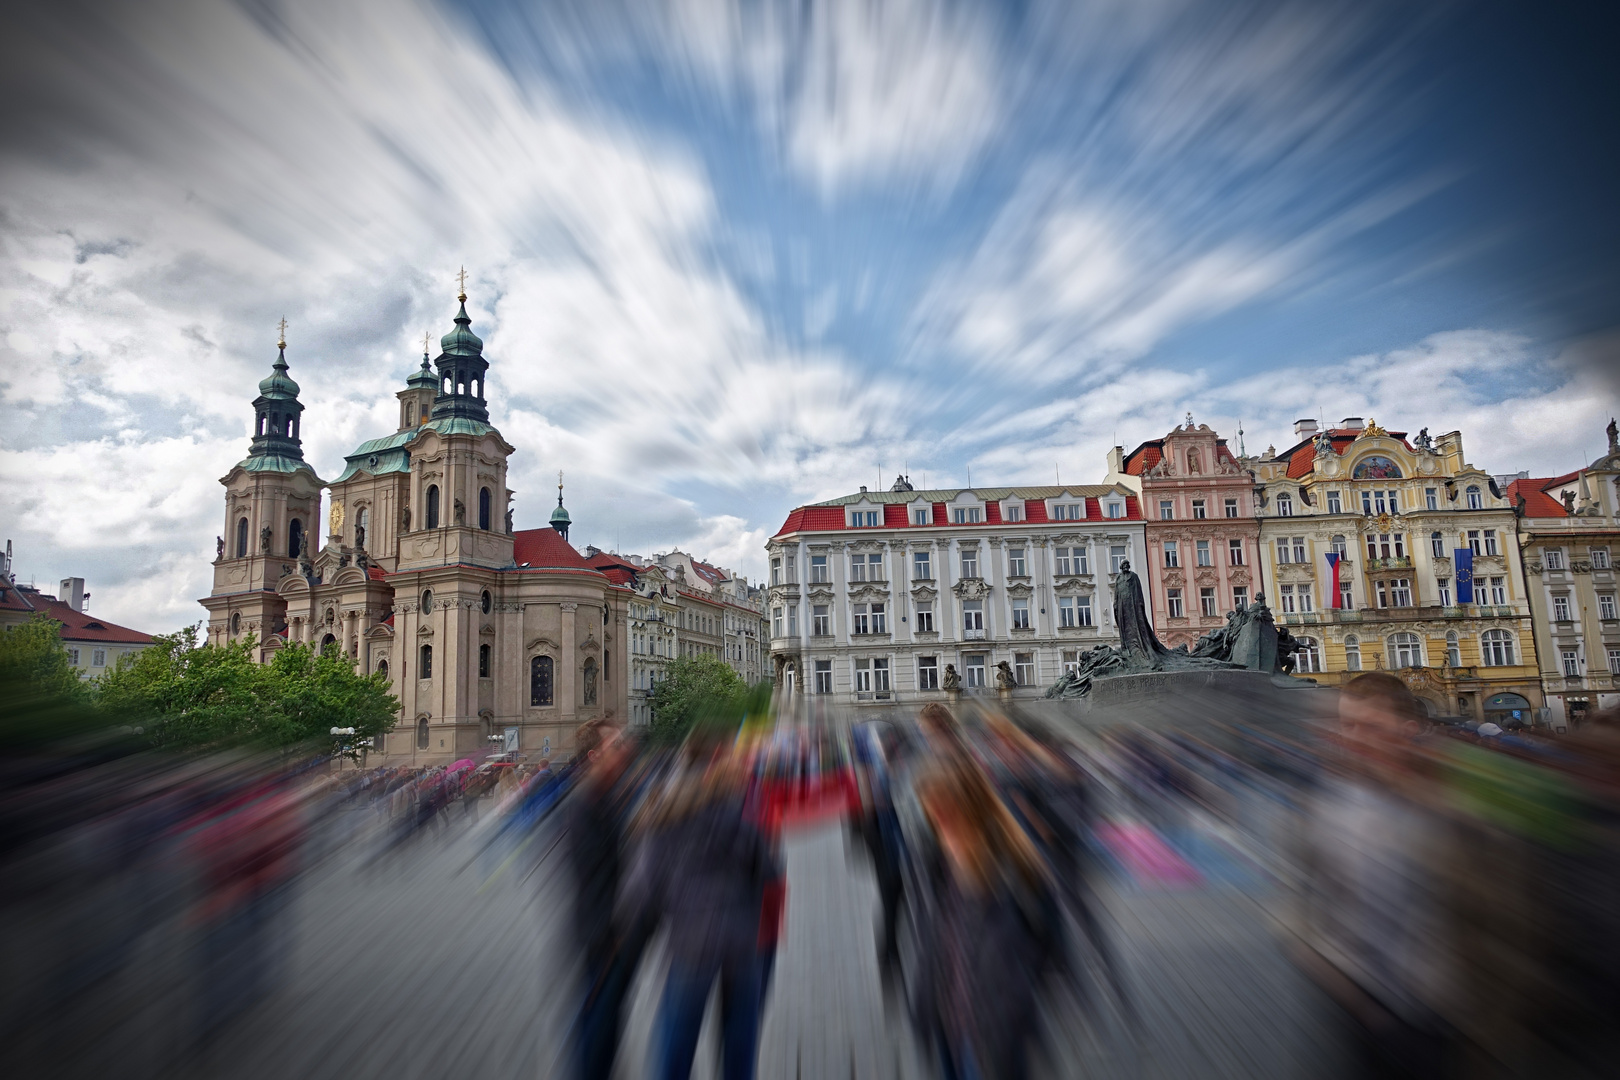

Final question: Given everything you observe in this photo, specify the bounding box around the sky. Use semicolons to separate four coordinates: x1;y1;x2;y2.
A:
2;0;1618;634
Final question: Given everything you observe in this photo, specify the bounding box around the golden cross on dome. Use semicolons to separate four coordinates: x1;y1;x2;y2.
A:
422;330;432;354
456;266;468;301
277;316;288;349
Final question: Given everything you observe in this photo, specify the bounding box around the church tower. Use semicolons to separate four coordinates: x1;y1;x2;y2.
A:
200;322;325;655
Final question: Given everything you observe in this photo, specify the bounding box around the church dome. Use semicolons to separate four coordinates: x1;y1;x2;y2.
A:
439;301;484;356
550;503;571;526
406;352;437;389
258;350;300;399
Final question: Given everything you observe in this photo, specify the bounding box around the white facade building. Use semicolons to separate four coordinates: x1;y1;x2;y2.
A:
766;479;1147;709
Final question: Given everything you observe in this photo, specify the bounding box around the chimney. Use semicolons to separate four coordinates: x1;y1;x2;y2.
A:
1293;418;1318;440
859;485;868;493
1340;417;1365;432
59;577;86;612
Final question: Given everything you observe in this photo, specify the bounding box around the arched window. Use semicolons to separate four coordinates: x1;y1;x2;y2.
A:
479;643;491;678
1296;636;1322;673
1431;530;1444;558
1276;492;1294;517
355;507;368;548
1446;630;1461;668
530;655;554;706
230;612;241;636
1466;485;1482;510
1481;629;1515;666
321;633;337;654
425;484;440;529
421;589;433;614
1344;634;1362;672
419;643;433;678
289;518;304;558
1388;632;1423;669
481;590;492;614
416;716;430;750
405;403;415;426
1330;534;1347;556
479;487;491;531
376;659;389;682
236;516;249;558
256;412;266;436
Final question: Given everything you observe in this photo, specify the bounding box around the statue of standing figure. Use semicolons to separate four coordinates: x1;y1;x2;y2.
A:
995;661;1017;691
1608;417;1618;455
941;664;962;692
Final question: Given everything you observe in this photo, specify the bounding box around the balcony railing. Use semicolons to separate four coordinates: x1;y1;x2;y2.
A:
1366;556;1413;571
964;628;987;641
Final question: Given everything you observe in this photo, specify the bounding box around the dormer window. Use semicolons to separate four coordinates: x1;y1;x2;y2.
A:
1051;502;1084;521
850;509;881;527
1466;485;1483;510
951;507;983;524
912;505;931;525
1103;501;1125;519
1002;502;1024;522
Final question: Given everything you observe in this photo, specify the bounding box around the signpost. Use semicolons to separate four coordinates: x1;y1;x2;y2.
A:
503;726;519;754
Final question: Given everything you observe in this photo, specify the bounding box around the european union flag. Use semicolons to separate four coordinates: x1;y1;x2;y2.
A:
1454;547;1474;603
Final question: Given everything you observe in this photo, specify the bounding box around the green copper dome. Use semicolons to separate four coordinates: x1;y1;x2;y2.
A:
439;301;484;356
406;351;437;389
257;349;300;400
550;503;571;525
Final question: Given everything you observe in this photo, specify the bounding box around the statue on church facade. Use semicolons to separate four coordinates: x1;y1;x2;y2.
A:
215;536;225;560
259;525;273;554
1608;417;1618;456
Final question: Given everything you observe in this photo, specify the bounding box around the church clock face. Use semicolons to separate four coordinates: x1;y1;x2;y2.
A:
329;500;345;535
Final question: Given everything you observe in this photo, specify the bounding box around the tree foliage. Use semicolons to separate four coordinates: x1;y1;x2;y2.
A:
0;615;103;748
95;625;398;754
645;653;756;745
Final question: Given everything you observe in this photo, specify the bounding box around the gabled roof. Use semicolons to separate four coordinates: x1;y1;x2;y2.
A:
18;591;154;645
511;528;601;572
584;551;641;586
0;580;38;614
1508;472;1582;519
1123;438;1239;476
774;485;1140;537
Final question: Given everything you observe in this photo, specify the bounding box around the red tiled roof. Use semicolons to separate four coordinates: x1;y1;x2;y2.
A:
1123;441;1163;476
0;581;37;613
21;592;154;645
1280;429;1411;479
1508;476;1569;518
511;528;600;572
773;489;1140;535
883;504;909;528
1023;499;1050;523
367;566;388;580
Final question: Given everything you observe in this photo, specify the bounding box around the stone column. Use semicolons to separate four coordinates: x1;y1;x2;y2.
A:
559;602;578;731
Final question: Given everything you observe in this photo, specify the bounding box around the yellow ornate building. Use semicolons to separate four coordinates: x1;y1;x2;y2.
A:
1253;418;1541;723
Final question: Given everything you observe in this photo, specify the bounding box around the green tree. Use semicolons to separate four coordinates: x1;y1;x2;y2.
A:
646;653;749;745
0;615;102;748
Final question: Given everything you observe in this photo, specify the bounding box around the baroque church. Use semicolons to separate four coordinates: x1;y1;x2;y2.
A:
200;286;632;764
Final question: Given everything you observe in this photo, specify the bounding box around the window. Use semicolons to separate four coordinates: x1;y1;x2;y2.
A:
1545;548;1565;570
1389;633;1423;669
1431;531;1445;558
1109;546;1128;574
1167;589;1184;617
812;605;830;636
1376;578;1412;608
1233;586;1249;610
1484;529;1499;556
810;554;828;582
1058;596;1076;627
1104;502;1124;519
962;600;984;635
853;510;881;527
1279;585;1296;614
1610;648;1620;676
420;643;433;679
1053;503;1084;521
1277;538;1292;564
1015;652;1034;685
479;643;491;677
850;603;886;633
772;607;783;638
1055;546;1088;575
1004;504;1023;522
1011;598;1030;630
1437;579;1452;606
787;604;799;636
1553;595;1571;621
92;648;106;667
1361;489;1400;515
1062;650;1081;674
1200;587;1217;617
1592;548;1612;569
1326;491;1342;514
1600;594;1617;621
1340;583;1353;610
67;647;80;666
1163;541;1180;568
288;518;304;558
1344;635;1362;671
235;516;249;558
912;550;932;579
1160;499;1175;520
1331;535;1348;557
951;507;982;524
1228;539;1245;565
417;717;430;750
1225;497;1240;518
1193;499;1207;520
1366;533;1404;561
771;557;783;585
917;656;939;690
1196;540;1212;567
915;603;935;633
1298;584;1315;613
965;654;986;687
1425;488;1439;511
421;589;434;614
961;550;979;578
914;508;931;525
1276;493;1294;517
850;554;867;582
1297;637;1322;673
1466;485;1482;510
530;655;553;704
481;590;492;614
425;484;440;529
478;486;491;530
1562;650;1580;677
1075;595;1093;626
1009;549;1027;577
814;660;833;694
1446;631;1461;668
854;659;872;693
1489;577;1506;605
873;658;891;692
1293;537;1308;564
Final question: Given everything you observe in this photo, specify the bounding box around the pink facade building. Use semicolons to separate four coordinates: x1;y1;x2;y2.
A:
1118;419;1259;650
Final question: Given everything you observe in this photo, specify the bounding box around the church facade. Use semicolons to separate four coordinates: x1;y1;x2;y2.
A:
200;293;631;765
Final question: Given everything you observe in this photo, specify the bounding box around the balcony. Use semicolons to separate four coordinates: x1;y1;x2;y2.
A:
1366;556;1413;571
963;629;987;641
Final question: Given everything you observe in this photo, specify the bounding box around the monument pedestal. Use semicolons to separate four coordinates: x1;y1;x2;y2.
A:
1033;668;1337;731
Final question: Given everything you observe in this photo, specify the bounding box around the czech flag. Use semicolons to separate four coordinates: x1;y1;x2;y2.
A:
1323;551;1343;608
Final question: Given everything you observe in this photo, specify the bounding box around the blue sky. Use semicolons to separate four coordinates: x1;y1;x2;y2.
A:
1;0;1617;632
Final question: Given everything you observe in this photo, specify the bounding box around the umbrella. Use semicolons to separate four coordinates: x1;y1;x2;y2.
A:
448;758;476;773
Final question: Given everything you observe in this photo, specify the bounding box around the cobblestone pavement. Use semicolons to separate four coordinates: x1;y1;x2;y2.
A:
174;807;1350;1080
